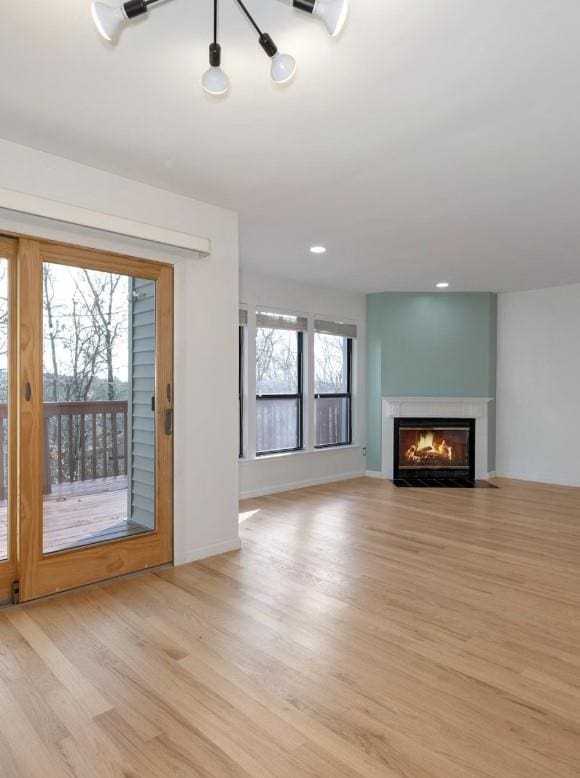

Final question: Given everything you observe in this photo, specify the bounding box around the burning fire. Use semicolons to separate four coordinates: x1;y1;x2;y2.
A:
405;432;453;464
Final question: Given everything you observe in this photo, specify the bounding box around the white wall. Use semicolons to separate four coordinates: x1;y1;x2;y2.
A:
240;269;367;498
496;283;580;487
0;138;240;564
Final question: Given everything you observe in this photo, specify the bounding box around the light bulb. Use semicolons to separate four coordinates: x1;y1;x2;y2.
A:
202;66;229;95
270;53;296;84
313;0;348;37
91;1;127;41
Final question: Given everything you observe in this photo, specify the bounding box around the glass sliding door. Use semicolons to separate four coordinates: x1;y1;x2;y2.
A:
0;238;17;603
41;263;157;554
17;240;173;602
0;257;9;561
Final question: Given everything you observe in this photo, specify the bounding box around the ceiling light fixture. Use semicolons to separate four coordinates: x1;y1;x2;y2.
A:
91;0;346;93
310;245;326;254
291;0;348;37
91;0;154;41
436;282;449;288
234;0;296;84
202;0;229;95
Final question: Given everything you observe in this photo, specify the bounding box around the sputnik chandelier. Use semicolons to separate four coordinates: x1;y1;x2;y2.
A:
91;0;348;95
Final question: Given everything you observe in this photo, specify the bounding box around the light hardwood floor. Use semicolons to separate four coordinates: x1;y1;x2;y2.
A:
1;476;579;777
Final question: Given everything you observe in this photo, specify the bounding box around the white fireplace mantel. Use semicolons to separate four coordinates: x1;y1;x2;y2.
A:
381;397;493;480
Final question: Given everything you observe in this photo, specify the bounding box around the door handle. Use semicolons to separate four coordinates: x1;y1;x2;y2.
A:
164;409;174;436
24;382;32;402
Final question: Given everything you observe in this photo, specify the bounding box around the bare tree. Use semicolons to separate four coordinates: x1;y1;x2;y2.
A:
64;291;103;401
39;264;132;486
81;270;123;400
256;328;276;388
256;327;298;393
0;259;8;476
43;265;61;402
314;333;346;393
0;262;8;370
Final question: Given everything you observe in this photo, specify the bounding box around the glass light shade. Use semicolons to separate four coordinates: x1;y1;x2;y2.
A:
270;53;296;84
202;66;229;95
91;1;127;41
313;0;348;36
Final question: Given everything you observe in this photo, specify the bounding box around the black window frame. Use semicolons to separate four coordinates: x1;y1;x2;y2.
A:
314;335;353;449
239;324;244;459
256;329;304;456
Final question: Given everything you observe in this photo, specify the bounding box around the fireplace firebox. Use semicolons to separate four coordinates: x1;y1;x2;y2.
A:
393;417;476;486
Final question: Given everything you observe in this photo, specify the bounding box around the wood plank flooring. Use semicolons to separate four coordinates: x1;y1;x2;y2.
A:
1;476;580;776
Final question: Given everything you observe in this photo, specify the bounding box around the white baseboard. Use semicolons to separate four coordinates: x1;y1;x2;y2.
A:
494;471;580;488
175;537;242;566
240;470;365;500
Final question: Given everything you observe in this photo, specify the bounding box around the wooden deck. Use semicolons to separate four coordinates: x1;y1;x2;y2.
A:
0;476;148;556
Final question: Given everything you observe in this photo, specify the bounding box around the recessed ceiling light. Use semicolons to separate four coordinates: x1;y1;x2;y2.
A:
310;245;327;254
436;282;449;288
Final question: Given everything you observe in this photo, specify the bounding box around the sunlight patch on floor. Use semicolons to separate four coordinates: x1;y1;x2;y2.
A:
239;508;261;524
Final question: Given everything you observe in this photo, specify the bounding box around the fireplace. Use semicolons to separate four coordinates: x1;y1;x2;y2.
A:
393;417;476;485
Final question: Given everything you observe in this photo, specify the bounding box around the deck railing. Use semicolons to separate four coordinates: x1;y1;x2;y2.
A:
0;400;128;499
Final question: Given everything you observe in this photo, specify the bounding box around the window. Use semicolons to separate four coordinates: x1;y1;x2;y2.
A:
314;323;354;448
256;313;304;455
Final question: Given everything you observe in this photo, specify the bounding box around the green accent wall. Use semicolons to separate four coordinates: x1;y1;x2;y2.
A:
366;293;497;473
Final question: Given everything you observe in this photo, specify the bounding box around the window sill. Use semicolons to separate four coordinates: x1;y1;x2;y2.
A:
240;444;361;463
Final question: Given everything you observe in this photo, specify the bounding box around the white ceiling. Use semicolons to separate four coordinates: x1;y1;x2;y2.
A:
1;0;580;293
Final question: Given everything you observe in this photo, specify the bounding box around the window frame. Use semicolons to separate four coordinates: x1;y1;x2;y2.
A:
314;335;353;449
256;329;304;456
238;324;244;459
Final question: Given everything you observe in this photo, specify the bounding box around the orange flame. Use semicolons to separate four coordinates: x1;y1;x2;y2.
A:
405;433;453;463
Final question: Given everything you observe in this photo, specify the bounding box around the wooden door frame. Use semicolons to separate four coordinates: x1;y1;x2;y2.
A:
0;237;18;603
15;238;174;602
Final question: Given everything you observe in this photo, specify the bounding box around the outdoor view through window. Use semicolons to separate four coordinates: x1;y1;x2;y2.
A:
0;258;8;561
41;262;156;553
256;326;300;453
314;332;351;447
254;323;352;454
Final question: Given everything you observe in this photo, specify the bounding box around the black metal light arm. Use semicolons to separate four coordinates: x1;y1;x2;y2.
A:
234;0;279;57
234;0;264;36
209;0;221;66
